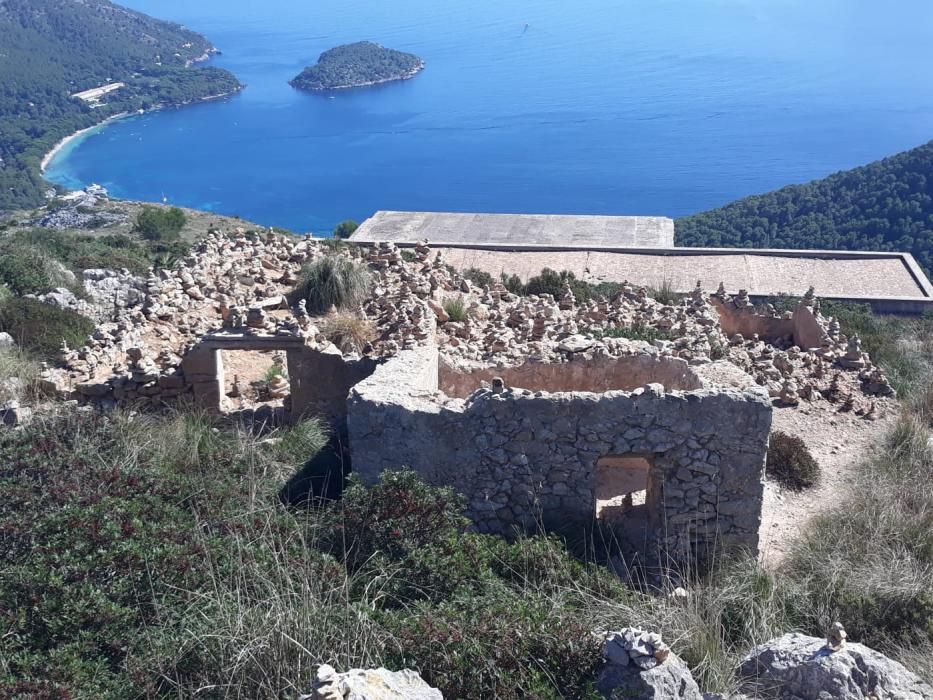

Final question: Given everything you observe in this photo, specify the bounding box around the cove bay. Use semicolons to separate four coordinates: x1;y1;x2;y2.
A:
43;0;933;234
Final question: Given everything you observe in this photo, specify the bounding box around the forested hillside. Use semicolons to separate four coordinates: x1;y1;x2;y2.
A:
290;41;423;91
0;0;241;210
676;142;933;273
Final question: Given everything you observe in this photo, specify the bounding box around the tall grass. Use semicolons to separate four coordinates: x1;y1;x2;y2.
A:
442;295;468;322
292;255;371;315
646;279;682;306
780;308;933;673
320;311;377;353
0;346;40;403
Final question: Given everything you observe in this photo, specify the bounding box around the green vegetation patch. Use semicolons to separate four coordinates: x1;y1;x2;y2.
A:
292;255;372;315
676;140;933;275
0;298;94;360
332;219;359;239
134;205;187;242
290;41;423;91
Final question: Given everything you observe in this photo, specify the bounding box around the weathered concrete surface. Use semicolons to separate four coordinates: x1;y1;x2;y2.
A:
350;211;676;248
439;354;702;398
348;346;772;566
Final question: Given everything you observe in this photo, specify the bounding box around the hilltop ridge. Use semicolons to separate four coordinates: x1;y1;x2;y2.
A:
0;0;242;211
676;141;933;273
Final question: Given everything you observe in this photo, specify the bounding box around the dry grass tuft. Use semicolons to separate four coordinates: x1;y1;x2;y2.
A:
320;312;377;353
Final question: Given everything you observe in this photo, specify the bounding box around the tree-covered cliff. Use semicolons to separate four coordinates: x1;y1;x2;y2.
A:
676;142;933;273
290;41;423;91
0;0;241;211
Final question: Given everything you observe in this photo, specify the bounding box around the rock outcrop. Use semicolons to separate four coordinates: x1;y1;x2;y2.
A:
597;629;703;699
736;632;933;699
300;664;442;700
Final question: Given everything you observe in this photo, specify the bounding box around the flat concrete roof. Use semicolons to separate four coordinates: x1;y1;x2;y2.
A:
383;240;933;313
350;211;675;248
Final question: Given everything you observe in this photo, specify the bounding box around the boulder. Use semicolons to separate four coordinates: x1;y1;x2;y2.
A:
301;664;443;700
597;629;703;699
0;332;14;349
737;632;933;699
0;400;32;427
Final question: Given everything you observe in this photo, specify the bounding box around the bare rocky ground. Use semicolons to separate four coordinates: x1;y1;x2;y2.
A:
759;400;897;567
9;189;268;243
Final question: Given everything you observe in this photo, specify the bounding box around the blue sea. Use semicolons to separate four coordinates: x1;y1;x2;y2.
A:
44;0;933;235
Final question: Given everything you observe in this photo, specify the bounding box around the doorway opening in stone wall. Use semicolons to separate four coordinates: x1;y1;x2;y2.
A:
217;349;291;418
594;454;660;547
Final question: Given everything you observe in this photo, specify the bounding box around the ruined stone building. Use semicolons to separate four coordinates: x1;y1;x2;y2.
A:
38;214;914;569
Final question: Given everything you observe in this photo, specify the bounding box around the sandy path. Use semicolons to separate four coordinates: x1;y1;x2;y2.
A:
758;401;897;568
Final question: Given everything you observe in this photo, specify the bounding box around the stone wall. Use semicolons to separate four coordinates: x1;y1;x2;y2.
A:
712;294;826;350
348;347;772;566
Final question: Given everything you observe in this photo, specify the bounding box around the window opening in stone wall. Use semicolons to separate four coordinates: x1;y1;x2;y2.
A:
594;455;656;524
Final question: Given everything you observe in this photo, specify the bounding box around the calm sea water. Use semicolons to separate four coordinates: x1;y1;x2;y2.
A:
44;0;933;234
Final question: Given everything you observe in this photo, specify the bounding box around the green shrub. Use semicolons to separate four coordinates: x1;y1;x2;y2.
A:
383;590;602;699
525;267;573;298
134;205;186;241
0;298;94;360
292;255;371;315
462;267;494;288
6;229;154;276
501;272;525;294
599;323;673;344
442;295;468;322
0;248;54;295
332;219;359;239
523;268;597;303
324;470;469;574
766;431;820;490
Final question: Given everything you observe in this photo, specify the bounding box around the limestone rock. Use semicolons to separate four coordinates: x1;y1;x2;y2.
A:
558;334;595;353
597;629;702;699
737;632;933;700
0;400;32;427
301;664;442;700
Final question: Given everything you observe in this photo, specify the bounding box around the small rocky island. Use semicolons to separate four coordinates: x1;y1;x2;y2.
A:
289;41;424;91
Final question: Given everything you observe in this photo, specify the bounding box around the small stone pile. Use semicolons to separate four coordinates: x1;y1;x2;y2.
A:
597;628;702;699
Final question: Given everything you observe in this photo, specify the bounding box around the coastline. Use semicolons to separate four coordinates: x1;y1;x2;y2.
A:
297;60;425;92
40;87;241;177
40;113;129;174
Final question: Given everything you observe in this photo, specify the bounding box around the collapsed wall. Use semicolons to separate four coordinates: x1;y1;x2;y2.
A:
348;343;772;566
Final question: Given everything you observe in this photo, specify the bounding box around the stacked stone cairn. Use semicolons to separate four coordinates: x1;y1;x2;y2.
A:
30;230;892;415
597;628;702;699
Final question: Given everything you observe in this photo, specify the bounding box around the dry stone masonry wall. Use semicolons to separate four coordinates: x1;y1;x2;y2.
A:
349;342;772;567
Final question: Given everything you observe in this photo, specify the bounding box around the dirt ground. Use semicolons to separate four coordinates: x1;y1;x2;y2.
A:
758;399;897;568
